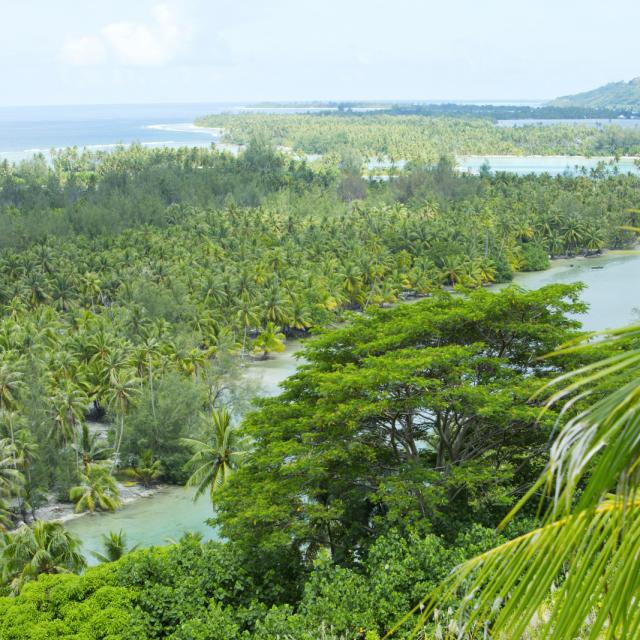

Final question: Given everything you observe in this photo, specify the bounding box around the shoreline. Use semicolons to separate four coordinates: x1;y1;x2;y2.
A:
30;482;166;527
456;153;640;160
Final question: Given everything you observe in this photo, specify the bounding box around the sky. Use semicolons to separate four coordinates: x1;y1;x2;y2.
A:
1;0;640;106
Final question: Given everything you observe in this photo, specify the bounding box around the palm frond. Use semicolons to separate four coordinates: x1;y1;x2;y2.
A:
386;325;640;638
386;498;640;639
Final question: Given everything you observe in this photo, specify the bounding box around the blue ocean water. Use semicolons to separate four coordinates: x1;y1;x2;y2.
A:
0;103;238;162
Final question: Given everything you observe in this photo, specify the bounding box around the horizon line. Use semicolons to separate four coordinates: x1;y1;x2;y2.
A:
0;98;551;110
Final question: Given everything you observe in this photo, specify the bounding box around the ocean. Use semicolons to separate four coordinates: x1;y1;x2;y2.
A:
0;103;241;162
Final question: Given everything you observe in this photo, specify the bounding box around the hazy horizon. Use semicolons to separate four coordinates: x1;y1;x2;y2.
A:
2;0;639;107
0;98;548;110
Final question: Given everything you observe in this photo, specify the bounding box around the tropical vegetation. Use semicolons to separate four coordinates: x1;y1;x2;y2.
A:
197;112;640;162
0;133;638;638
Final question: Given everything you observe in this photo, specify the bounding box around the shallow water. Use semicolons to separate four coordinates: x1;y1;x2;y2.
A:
244;340;303;396
496;118;640;129
457;155;640;176
67;340;304;563
66;486;215;563
509;253;640;331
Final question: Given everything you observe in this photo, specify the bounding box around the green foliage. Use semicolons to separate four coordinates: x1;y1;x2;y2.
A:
70;464;121;513
0;524;522;639
214;285;588;564
168;603;242;640
391;325;640;639
251;323;286;359
4;144;636;524
1;521;86;593
519;242;550;271
182;408;247;501
198;112;640;161
124;451;162;487
0;567;143;639
92;530;138;564
0;133;638;636
121;375;204;483
113;536;294;638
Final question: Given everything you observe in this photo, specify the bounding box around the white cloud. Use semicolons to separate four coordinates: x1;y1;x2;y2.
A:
60;35;107;66
102;3;186;66
60;3;190;68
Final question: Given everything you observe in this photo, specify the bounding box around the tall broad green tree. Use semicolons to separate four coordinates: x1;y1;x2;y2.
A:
214;285;594;564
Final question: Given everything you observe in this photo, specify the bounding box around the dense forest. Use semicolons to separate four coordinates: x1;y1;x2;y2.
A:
0;288;634;638
0;140;639;638
196;113;640;161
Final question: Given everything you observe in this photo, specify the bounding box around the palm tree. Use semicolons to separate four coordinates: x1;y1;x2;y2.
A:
475;258;497;285
132;336;160;418
69;464;121;513
0;410;23;466
91;530;138;563
0;438;24;497
0;437;24;527
438;254;467;286
235;293;261;354
260;282;291;326
176;347;209;379
51;274;77;312
287;298;313;333
252;322;286;360
387;324;640;639
561;216;585;256
1;520;85;593
80;272;102;308
23;270;50;307
583;223;605;255
125;451;162;487
341;262;364;306
48;379;88;455
105;369;139;466
12;432;38;523
181;408;247;503
71;423;113;471
0;362;24;412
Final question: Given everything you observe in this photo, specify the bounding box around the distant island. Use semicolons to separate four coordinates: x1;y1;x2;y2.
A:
233;97;640;120
550;77;640;112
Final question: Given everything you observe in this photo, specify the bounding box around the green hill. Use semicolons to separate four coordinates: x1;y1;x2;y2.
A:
550;77;640;111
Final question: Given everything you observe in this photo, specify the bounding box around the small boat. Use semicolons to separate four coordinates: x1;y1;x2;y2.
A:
591;266;604;270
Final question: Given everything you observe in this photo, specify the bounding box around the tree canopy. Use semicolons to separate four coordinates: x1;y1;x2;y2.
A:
214;285;591;564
